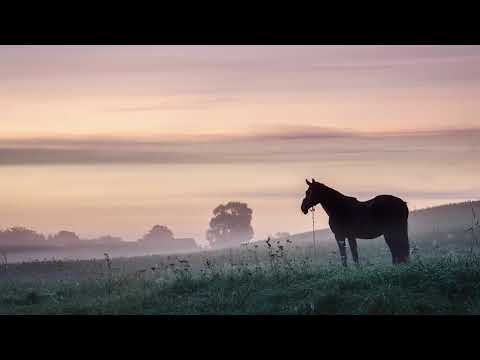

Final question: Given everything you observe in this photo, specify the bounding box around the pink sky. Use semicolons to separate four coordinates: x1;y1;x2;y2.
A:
1;46;479;244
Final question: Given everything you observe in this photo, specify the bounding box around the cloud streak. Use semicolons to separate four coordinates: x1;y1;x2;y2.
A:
192;189;480;201
1;127;479;166
112;96;238;112
3;46;480;99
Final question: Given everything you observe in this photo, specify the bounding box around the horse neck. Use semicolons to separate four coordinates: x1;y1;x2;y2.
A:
315;186;348;217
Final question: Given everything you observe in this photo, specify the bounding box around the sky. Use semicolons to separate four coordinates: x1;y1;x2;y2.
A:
1;45;480;245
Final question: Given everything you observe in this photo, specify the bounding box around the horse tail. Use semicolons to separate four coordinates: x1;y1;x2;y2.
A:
394;200;410;263
400;203;410;262
402;200;409;218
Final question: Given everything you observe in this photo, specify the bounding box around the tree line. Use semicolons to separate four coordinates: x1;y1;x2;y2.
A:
0;201;255;252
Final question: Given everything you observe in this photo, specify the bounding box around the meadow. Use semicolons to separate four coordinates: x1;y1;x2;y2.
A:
1;227;480;315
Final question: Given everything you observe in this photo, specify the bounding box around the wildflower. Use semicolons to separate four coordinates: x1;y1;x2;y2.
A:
266;237;272;248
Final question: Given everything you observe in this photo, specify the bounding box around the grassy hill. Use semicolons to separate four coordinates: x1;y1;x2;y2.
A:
409;200;480;234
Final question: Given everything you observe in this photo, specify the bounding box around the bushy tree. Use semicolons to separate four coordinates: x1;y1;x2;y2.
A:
48;230;81;246
206;201;253;247
139;225;174;245
0;227;46;246
90;235;124;245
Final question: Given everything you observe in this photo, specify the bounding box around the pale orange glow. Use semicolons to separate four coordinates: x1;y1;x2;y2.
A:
1;45;480;244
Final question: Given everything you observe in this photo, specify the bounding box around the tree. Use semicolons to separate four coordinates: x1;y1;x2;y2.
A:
0;227;46;246
138;225;174;247
47;230;81;247
89;235;124;246
206;201;253;248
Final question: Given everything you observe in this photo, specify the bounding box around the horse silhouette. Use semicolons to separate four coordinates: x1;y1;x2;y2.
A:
301;179;409;266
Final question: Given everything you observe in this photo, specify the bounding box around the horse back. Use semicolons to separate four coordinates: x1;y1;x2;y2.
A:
362;195;408;219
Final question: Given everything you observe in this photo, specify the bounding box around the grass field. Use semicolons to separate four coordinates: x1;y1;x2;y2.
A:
1;230;480;315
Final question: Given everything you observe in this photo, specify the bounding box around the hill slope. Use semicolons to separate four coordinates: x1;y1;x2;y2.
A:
271;200;480;245
409;200;480;234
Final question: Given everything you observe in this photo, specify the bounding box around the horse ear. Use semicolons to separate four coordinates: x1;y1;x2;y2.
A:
312;178;316;183
306;179;311;186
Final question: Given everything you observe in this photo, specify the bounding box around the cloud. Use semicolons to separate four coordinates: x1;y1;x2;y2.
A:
0;147;216;165
169;187;480;202
1;127;479;166
112;96;238;112
3;46;480;98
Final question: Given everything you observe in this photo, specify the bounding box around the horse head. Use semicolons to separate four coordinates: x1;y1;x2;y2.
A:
301;178;321;214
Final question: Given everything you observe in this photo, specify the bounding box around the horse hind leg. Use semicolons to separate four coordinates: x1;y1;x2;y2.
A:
348;237;359;265
396;222;410;263
384;234;399;264
384;225;410;265
335;234;348;267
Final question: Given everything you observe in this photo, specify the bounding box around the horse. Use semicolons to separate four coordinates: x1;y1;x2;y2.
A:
301;179;409;266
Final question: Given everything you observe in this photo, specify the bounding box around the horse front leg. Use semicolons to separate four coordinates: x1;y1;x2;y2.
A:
348;237;359;265
335;234;347;267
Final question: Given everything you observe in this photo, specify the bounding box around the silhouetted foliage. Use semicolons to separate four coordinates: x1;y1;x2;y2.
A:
136;225;197;251
138;225;174;245
0;222;198;256
0;227;46;247
206;201;254;248
48;230;81;246
89;235;124;246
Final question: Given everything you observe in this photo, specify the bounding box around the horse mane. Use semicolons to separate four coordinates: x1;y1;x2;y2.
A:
344;195;359;203
319;184;359;215
321;183;357;202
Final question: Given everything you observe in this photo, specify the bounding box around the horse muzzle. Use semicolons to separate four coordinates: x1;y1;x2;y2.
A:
301;200;309;214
